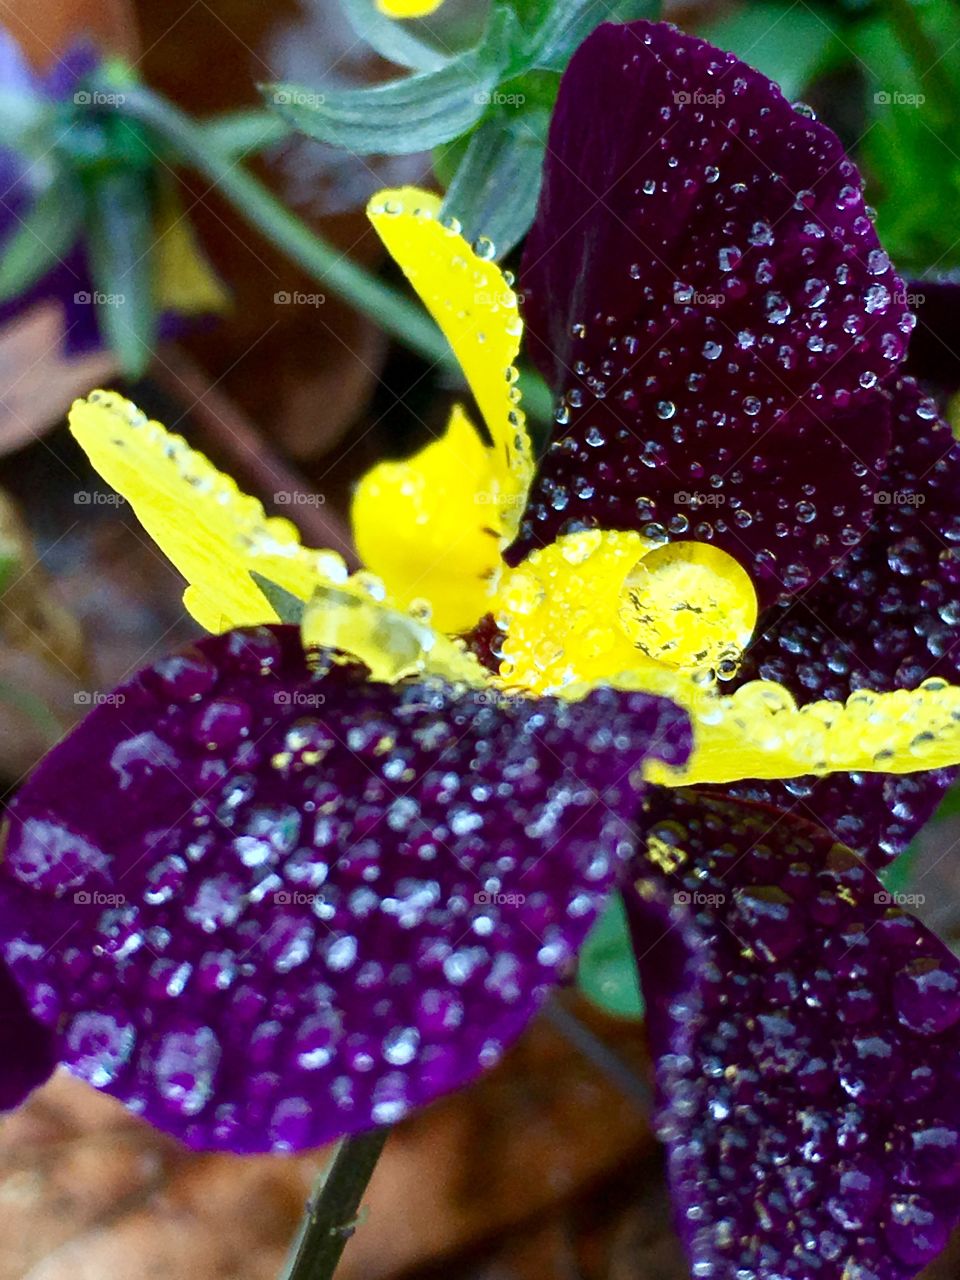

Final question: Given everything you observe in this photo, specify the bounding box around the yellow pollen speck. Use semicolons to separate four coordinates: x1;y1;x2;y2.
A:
271;751;293;769
646;833;687;874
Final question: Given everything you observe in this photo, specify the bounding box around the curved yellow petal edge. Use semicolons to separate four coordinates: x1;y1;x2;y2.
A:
68;390;346;632
352;404;505;634
376;0;444;15
366;187;532;543
645;676;960;786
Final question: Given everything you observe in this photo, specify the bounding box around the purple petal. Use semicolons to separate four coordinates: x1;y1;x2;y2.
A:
630;788;960;1280
725;377;960;863
0;625;688;1152
515;20;911;604
0;957;56;1109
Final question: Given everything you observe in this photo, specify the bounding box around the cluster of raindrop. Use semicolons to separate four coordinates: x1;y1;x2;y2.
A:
514;26;912;604
0;625;679;1152
636;793;960;1279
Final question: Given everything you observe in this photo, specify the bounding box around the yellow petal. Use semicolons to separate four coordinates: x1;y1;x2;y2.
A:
351;403;505;633
302;577;488;686
375;0;445;19
152;184;230;317
69;390;346;631
496;530;659;693
366;187;532;544
644;676;960;786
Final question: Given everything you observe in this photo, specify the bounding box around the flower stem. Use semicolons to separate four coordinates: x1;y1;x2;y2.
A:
282;1127;389;1280
109;85;555;424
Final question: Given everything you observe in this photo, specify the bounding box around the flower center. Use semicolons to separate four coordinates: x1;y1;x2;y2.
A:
618;541;758;677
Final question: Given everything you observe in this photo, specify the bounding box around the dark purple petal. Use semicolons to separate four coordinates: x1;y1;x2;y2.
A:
725;377;960;863
0;957;56;1109
515;20;911;604
0;625;688;1152
629;788;960;1280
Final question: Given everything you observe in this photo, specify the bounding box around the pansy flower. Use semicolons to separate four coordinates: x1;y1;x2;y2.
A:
4;18;960;1279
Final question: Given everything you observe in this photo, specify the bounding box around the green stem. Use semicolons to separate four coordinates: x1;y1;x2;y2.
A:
109;85;555;423
117;85;451;369
282;1128;389;1280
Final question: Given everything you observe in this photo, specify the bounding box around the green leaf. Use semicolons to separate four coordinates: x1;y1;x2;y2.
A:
264;6;520;155
83;167;158;378
577;892;645;1020
701;2;842;100
525;0;660;73
0;178;82;304
338;0;450;72
250;572;307;625
440;103;549;258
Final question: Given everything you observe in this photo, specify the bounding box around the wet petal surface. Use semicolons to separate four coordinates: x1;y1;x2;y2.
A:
727;378;960;862
629;789;960;1280
0;626;688;1152
516;20;910;603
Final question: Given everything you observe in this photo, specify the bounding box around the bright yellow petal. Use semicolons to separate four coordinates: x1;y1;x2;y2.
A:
69;390;346;631
644;676;960;786
494;530;757;694
376;0;444;14
152;184;230;317
302;578;488;686
352;403;505;633
367;187;532;542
